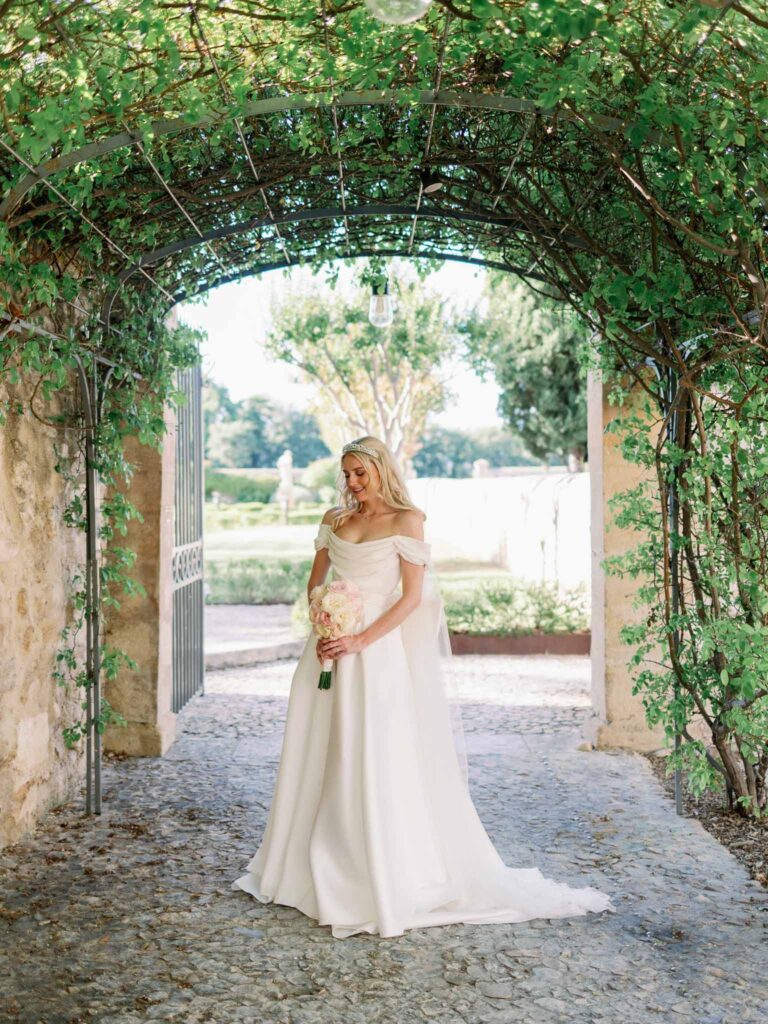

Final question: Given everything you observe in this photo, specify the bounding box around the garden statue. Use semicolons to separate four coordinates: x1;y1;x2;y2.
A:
276;449;294;524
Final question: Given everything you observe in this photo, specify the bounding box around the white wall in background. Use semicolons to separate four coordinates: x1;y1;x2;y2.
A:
408;472;590;588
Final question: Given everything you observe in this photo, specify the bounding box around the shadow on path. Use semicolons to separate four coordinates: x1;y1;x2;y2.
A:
1;656;766;1024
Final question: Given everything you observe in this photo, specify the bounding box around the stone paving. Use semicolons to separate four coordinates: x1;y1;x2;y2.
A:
204;603;298;655
2;655;767;1024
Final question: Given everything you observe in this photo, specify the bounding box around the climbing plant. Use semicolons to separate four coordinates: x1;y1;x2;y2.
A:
0;295;201;746
0;0;767;811
602;357;768;819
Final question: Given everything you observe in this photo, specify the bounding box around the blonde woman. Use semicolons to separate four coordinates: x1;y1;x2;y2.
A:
232;436;615;938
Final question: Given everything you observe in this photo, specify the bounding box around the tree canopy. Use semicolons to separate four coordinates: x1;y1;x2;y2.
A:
203;382;330;468
413;423;538;477
463;275;590;469
1;0;766;380
263;267;459;465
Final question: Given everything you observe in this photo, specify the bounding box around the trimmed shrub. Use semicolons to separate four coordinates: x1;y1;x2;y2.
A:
443;577;589;635
205;557;313;604
204;501;327;531
205;470;278;504
288;575;589;637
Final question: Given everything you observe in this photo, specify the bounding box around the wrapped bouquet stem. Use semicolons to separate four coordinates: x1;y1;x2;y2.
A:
308;578;364;689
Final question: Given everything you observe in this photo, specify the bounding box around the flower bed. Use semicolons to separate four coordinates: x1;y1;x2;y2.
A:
449;632;590;656
442;577;589;637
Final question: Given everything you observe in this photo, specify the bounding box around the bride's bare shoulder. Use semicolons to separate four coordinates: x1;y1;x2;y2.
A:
395;507;426;540
321;506;344;527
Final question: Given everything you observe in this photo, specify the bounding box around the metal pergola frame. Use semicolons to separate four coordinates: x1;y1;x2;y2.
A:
169;248;549;308
3;0;745;821
0;88;664;222
2;84;641;336
102;203;576;324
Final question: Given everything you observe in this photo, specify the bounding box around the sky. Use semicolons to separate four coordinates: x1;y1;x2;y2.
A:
176;260;505;432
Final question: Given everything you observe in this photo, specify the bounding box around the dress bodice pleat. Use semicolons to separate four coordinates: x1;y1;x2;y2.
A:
313;523;432;599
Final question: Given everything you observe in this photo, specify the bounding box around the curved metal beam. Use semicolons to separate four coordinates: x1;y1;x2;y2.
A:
168;248;551;314
101;203;583;324
0;89;663;220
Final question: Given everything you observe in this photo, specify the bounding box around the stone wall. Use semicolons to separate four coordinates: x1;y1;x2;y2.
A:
0;378;85;848
586;370;666;752
103;409;177;757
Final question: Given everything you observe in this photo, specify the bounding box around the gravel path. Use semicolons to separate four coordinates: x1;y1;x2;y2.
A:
204;604;297;655
1;655;766;1024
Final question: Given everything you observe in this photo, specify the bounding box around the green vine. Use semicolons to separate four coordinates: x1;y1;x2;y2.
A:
1;301;201;747
1;1;767;812
603;362;768;820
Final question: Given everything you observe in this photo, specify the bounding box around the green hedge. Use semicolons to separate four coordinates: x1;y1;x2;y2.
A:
443;578;589;635
205;471;278;504
205;557;313;604
204;501;326;531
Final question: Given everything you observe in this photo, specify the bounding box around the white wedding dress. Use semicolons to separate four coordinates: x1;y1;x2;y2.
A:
231;523;616;938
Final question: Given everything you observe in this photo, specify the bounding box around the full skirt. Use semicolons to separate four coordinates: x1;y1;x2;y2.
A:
231;611;616;939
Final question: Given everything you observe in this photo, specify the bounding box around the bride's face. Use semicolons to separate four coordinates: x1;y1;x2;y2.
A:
342;454;381;502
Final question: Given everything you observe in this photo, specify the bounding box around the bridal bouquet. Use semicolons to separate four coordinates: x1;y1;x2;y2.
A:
308;579;365;690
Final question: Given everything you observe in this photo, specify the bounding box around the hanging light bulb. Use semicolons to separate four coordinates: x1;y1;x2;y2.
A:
369;281;394;328
418;168;444;194
364;0;433;26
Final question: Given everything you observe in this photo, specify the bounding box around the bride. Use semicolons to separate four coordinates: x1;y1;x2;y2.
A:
232;435;616;938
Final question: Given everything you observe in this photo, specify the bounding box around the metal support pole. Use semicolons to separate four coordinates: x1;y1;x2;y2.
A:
72;352;114;815
666;371;683;816
655;358;683;815
72;355;99;813
648;353;684;813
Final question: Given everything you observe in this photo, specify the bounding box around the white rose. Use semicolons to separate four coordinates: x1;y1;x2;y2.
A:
321;593;346;615
338;612;359;634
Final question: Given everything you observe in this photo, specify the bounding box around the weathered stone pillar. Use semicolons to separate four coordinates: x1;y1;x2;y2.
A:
103;403;177;756
0;383;85;848
585;369;665;751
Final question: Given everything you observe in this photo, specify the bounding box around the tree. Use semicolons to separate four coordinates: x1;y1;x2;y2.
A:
463;276;590;471
264;406;330;468
470;426;541;469
206;396;271;468
263;265;460;467
412;425;538;478
202;379;239;462
202;380;238;440
203;382;330;468
412;426;480;478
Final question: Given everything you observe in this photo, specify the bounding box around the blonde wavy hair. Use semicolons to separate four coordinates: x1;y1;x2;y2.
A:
330;435;425;531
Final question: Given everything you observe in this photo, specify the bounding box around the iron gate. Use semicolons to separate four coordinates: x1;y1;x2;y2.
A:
172;362;205;712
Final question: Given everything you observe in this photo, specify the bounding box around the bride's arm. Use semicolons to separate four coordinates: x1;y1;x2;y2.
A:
307;548;330;602
307;507;336;601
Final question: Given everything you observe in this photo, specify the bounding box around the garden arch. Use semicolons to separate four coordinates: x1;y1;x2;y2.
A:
2;1;766;834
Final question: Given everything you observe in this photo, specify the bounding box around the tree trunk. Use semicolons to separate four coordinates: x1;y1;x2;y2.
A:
567;446;585;472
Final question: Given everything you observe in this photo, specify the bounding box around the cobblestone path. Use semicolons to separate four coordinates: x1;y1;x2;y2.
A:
2;656;766;1024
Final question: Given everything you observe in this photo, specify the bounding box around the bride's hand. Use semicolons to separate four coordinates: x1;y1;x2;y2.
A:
318;634;367;659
